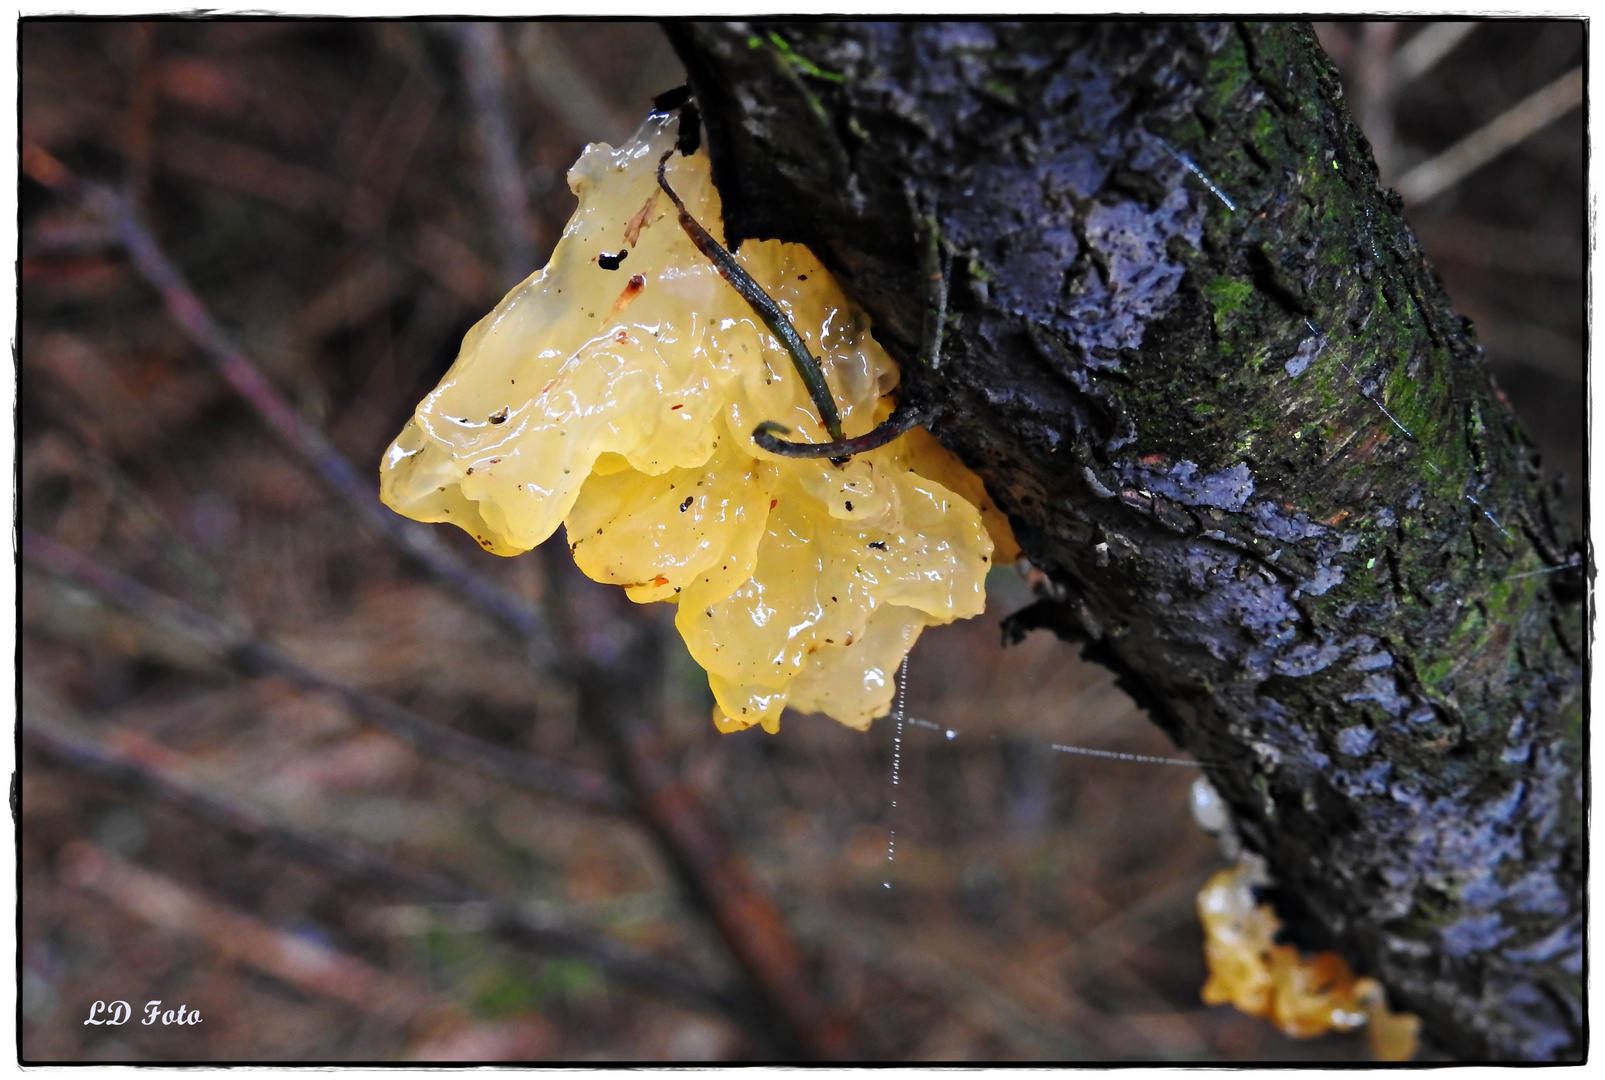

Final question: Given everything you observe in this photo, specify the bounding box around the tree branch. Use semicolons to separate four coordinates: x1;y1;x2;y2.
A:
667;20;1583;1061
23;528;625;813
23;717;748;1030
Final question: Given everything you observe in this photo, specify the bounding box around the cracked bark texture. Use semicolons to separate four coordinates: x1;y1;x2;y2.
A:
665;21;1584;1061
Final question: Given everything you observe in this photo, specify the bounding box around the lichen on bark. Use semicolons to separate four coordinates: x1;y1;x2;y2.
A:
668;20;1584;1060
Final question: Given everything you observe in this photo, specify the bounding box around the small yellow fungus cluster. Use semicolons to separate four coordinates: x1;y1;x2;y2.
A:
1198;860;1421;1061
381;113;1016;733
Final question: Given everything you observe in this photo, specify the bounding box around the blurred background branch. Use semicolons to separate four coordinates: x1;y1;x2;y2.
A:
23;528;624;811
452;23;539;292
1393;65;1582;206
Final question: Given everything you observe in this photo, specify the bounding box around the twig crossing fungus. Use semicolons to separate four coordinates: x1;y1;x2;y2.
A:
381;113;1018;733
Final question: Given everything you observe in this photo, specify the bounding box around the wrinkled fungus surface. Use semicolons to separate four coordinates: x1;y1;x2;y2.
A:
1198;861;1420;1061
382;115;1016;733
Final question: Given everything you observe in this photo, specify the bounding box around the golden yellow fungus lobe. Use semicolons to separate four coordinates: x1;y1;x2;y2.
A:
1197;860;1421;1061
380;113;1017;733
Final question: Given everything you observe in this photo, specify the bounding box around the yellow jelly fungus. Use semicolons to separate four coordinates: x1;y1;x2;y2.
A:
1197;861;1421;1061
381;113;1018;733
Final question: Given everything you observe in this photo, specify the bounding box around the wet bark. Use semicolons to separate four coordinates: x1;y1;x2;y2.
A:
665;21;1584;1061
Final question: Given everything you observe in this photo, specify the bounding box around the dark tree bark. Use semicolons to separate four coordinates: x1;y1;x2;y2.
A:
664;21;1584;1061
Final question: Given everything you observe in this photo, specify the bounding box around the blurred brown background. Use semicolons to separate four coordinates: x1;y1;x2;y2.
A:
19;20;1583;1062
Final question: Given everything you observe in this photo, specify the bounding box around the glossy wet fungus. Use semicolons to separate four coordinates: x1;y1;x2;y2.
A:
1199;857;1421;1061
381;113;1018;734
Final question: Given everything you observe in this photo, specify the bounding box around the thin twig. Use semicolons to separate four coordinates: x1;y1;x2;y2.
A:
24;717;756;1033
23;529;623;813
510;23;638;144
61;840;554;1056
66;836;557;1060
1353;22;1400;179
753;404;931;460
1396;66;1583;206
455;22;539;292
554;556;859;1061
754;192;948;462
119;22;160;204
110;191;558;651
1393;23;1477;87
657;146;846;444
20;144;561;667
